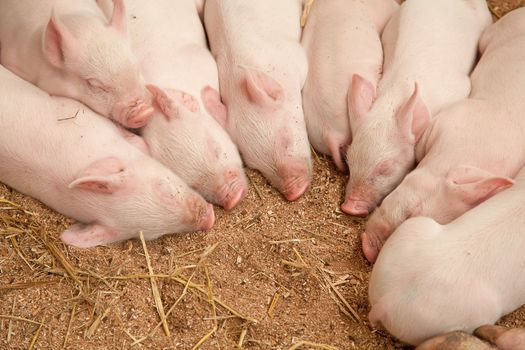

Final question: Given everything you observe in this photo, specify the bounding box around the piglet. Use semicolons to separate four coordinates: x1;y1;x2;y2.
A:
97;0;248;209
0;0;153;128
301;0;398;171
368;163;525;345
0;65;214;248
362;7;525;262
204;0;312;201
342;0;492;216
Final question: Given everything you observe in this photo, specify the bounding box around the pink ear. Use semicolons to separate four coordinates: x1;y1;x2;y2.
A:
43;12;77;69
109;0;127;35
61;223;119;248
202;86;228;128
243;69;284;106
146;84;177;120
165;88;200;113
447;166;514;206
68;157;127;194
347;74;376;128
397;83;430;144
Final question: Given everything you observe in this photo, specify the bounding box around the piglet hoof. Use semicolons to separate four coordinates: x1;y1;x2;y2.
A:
340;198;370;217
416;331;496;350
475;325;525;350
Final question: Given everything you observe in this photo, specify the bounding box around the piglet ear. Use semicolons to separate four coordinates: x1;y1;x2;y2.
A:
243;68;284;106
447;166;514;206
396;83;430;144
347;74;376;129
165;88;200;112
202;85;228;128
146;84;177;120
68;157;127;194
43;11;78;69
109;0;127;35
61;222;119;248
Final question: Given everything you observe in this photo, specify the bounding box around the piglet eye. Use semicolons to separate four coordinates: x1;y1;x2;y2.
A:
86;78;110;93
376;159;395;176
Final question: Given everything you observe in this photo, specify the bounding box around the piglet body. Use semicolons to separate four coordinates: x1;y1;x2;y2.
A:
362;8;525;262
97;0;248;209
342;0;491;216
0;0;153;128
204;0;312;201
368;164;525;345
301;0;398;171
0;65;214;248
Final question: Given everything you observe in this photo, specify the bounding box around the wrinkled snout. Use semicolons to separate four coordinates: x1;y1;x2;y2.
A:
341;184;379;217
361;223;391;263
341;198;374;217
197;203;215;231
112;93;155;128
185;195;215;231
277;162;312;201
215;170;249;210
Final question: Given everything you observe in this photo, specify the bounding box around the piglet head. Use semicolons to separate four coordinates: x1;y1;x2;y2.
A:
361;166;514;262
396;166;514;226
342;75;430;217
61;155;214;248
146;85;249;210
42;0;153;128
361;171;425;262
207;67;312;201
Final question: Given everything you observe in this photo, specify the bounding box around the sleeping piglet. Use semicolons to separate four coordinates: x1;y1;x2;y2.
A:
301;0;398;171
0;65;214;248
342;0;491;216
368;163;525;346
0;0;154;128
204;0;312;201
97;0;248;209
362;7;525;262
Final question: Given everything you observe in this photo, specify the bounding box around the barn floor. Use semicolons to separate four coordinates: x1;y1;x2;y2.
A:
1;1;524;349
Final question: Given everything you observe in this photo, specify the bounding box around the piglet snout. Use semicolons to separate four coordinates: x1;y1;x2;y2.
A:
186;194;215;231
216;170;248;210
283;177;310;201
341;198;372;217
221;185;247;210
360;217;393;262
123;101;155;128
278;162;312;201
197;203;215;231
112;92;155;128
361;231;385;263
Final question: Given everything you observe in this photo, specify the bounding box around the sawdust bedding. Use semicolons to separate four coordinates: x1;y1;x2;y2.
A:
1;1;525;349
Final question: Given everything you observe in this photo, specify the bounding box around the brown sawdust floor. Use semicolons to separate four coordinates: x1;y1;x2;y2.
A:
1;1;525;349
